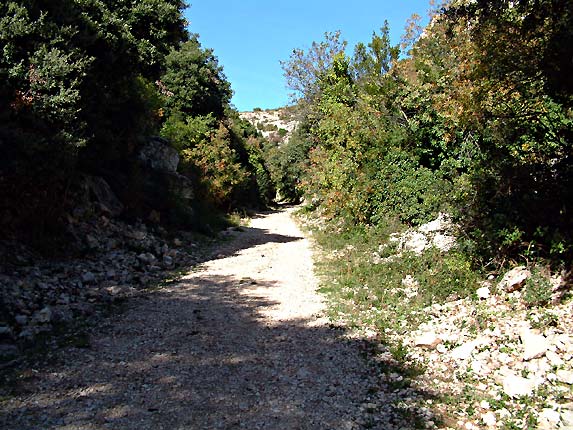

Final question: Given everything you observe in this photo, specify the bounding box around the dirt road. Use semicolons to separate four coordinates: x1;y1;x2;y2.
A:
2;208;380;429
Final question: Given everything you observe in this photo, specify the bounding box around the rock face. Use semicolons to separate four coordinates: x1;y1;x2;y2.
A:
137;137;194;204
138;136;179;173
240;107;299;145
80;175;124;217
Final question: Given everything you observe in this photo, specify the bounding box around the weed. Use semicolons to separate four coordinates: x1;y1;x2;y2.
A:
523;269;553;307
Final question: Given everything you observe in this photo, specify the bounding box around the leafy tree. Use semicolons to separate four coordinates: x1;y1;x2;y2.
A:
162;37;232;118
281;31;347;107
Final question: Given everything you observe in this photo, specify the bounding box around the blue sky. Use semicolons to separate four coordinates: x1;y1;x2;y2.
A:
185;1;431;112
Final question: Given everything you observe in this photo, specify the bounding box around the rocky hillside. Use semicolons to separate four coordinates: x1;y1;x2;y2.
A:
240;107;299;145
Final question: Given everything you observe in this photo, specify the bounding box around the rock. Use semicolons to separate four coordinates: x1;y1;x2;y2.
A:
127;230;147;241
432;233;456;252
519;327;550;360
546;350;564;366
163;255;173;267
15;315;28;325
138;136;179;172
470;360;490;376
173;238;183;247
81;175;124;217
82;272;96;284
481;411;497;428
502;374;536;398
402;232;429;255
148;210;161;224
414;332;442;349
476;286;491;300
538;408;561;430
138;253;157;265
498;266;530;292
556;370;573;385
18;328;34;340
451;340;479;361
85;234;99;249
34;306;53;324
419;213;452;233
0;344;19;360
402;275;419;288
561;410;573;427
165;172;194;201
0;326;12;337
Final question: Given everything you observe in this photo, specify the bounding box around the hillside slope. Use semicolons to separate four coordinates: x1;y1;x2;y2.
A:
240;107;299;145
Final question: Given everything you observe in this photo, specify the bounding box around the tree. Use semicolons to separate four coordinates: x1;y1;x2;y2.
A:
161;37;232;118
281;31;347;106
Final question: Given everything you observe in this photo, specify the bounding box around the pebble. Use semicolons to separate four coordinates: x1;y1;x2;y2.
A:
481;411;496;427
476;286;490;299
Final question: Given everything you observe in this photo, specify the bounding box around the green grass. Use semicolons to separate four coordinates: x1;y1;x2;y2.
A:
303;215;483;427
310;220;480;343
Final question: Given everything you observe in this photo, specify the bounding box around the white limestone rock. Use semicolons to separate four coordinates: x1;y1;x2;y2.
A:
415;332;442;349
502;374;536;398
556;370;573;385
519;327;550;361
498;266;531;292
476;286;491;300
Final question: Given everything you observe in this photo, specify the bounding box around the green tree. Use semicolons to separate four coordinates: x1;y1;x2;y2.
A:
162;37;232;118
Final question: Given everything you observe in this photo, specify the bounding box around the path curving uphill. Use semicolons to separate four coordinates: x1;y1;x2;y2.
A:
1;208;381;430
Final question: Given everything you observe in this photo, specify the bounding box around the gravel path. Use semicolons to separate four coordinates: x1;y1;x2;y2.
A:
1;208;383;429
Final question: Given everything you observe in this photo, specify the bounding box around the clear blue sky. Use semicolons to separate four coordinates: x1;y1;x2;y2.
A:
185;1;431;112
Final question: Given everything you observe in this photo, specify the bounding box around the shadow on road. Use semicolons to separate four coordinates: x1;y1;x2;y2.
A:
1;220;439;430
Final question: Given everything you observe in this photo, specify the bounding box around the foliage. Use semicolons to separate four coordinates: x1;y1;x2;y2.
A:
281;30;347;108
264;127;312;202
1;0;273;244
281;1;573;267
161;37;232;118
181;123;250;209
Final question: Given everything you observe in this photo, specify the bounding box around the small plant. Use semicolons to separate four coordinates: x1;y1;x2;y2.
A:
528;310;558;329
523;269;553;307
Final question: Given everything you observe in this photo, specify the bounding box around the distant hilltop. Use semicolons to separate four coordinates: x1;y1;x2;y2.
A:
240;106;299;145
